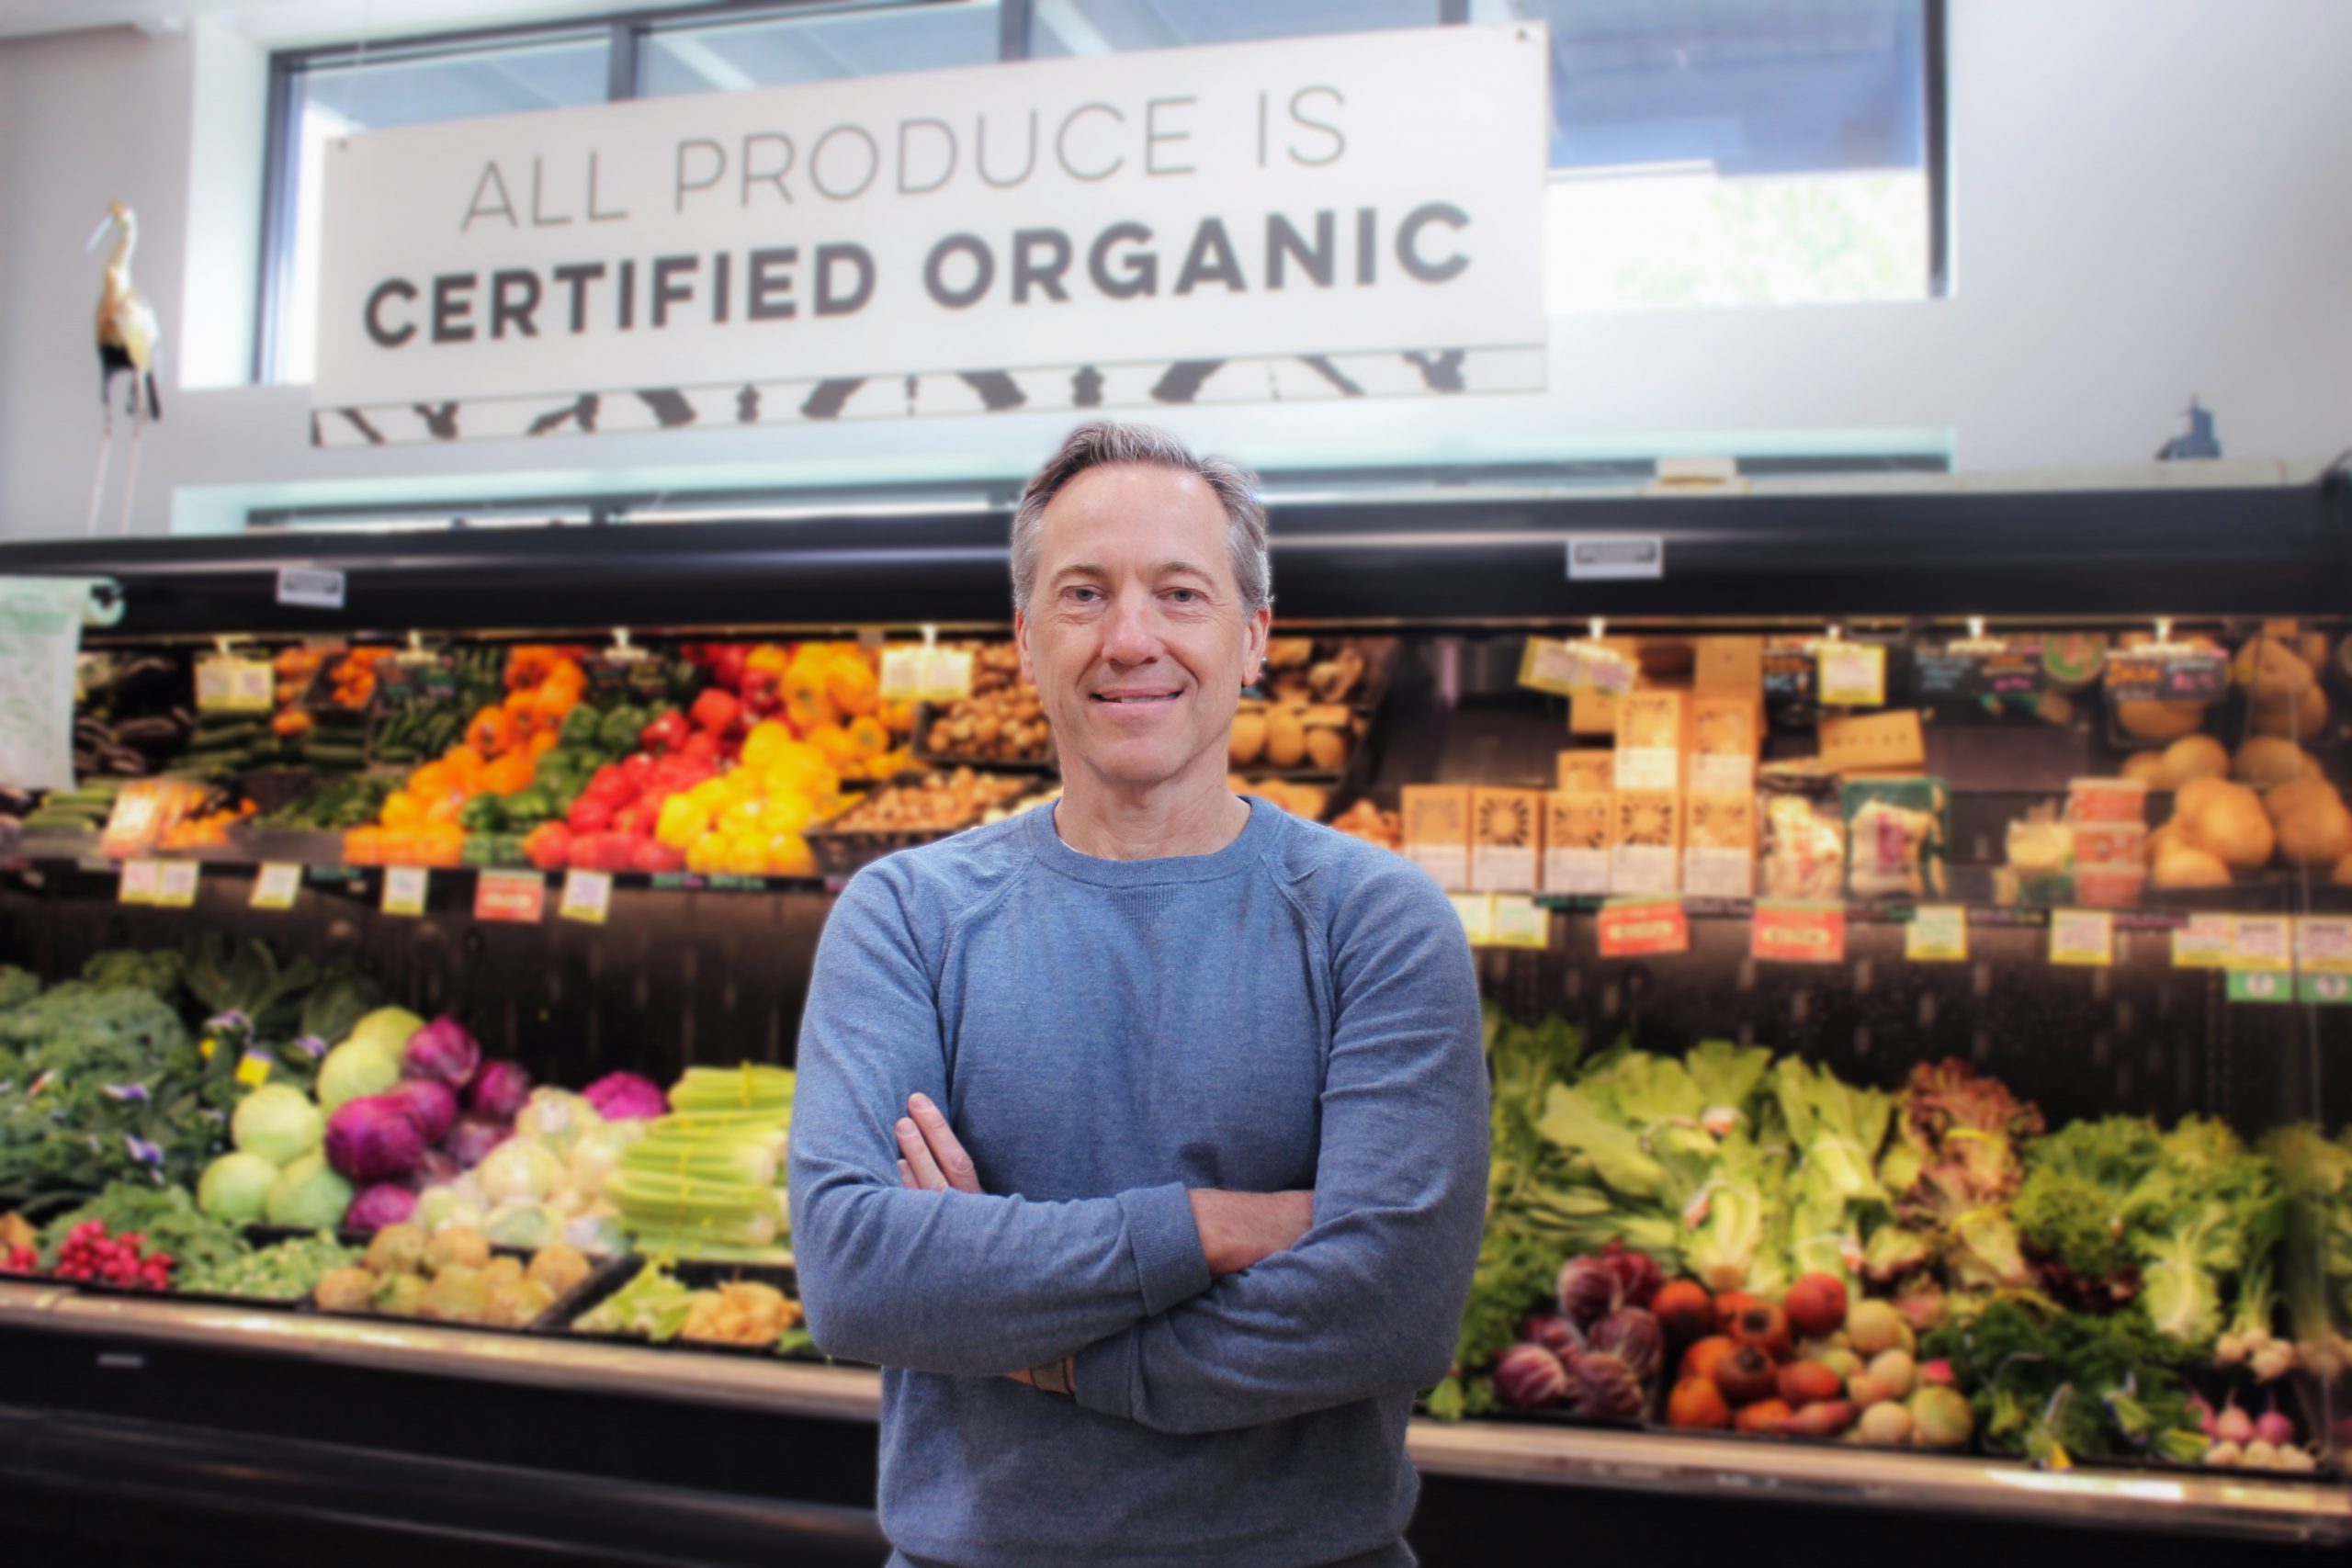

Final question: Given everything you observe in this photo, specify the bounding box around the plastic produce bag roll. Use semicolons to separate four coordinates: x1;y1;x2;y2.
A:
0;576;115;793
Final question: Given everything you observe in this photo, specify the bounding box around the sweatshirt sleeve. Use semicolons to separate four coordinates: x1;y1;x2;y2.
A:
787;866;1212;1376
1068;861;1489;1434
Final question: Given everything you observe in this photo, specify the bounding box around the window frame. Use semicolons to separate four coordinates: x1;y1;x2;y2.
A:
251;0;1947;382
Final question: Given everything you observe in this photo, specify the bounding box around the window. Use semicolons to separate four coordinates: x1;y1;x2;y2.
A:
639;2;1002;96
1489;0;1942;309
260;29;614;384
1023;0;1441;56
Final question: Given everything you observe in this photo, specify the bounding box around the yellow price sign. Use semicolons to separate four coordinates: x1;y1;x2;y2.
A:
382;865;430;918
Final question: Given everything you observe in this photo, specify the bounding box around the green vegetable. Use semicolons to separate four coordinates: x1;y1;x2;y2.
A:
40;1180;245;1276
0;967;38;1010
1923;1297;2202;1466
198;1151;281;1224
264;1152;353;1230
2122;1117;2282;1348
176;1231;358;1301
2260;1123;2352;1352
574;1259;696;1340
1771;1055;1894;1283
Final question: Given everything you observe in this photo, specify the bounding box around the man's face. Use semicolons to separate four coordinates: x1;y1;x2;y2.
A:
1015;464;1270;795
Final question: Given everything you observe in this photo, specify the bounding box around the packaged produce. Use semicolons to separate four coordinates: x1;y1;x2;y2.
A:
1400;786;1472;892
1842;777;1948;898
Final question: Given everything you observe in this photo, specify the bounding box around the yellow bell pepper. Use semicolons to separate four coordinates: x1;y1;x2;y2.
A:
655;794;709;851
685;830;730;875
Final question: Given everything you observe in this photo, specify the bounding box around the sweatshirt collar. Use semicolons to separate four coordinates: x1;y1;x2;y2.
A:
1028;794;1281;886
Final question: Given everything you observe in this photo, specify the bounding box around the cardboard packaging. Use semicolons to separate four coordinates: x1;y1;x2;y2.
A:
1684;790;1758;898
1471;788;1545;893
1544;791;1613;896
1614;691;1688;793
1556;750;1617;794
1689;694;1761;793
1611;790;1683;896
1401;785;1473;892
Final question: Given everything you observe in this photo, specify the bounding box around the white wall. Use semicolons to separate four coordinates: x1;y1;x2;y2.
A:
3;0;2349;541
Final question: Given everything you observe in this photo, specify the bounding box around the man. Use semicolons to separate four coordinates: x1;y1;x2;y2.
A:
788;420;1488;1568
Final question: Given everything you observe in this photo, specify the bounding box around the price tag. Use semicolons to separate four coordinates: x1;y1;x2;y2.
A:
2171;913;2232;969
2104;648;2229;703
1817;642;1887;708
234;1050;273;1088
1598;898;1689;958
1517;637;1589;697
2049;908;2114;965
2299;973;2352;1006
2294;916;2352;973
1446;893;1495;944
194;654;275;711
2227;915;2293;973
1753;902;1846;964
118;859;161;905
153;861;199;908
559;869;614;924
1905;905;1968;962
251;863;302;910
1485;894;1552;950
878;645;978;703
2228;970;2292;1004
382;865;429;917
274;566;346;610
473;870;548;923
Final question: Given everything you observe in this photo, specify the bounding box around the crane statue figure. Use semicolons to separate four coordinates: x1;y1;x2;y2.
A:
85;202;163;536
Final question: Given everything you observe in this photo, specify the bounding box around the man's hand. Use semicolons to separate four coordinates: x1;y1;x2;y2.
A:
1188;1189;1315;1279
895;1093;981;1193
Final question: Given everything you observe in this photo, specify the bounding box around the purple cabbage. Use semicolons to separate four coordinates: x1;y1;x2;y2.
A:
465;1059;533;1120
1519;1313;1586;1363
413;1148;460;1188
384;1077;458;1145
1569;1350;1645;1420
401;1015;481;1088
446;1114;511;1169
1493;1343;1570;1408
1558;1242;1664;1325
582;1071;669;1122
345;1182;419;1233
1589;1308;1665;1382
323;1095;426;1183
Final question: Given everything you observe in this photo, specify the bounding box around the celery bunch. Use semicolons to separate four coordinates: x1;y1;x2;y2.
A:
610;1065;795;1262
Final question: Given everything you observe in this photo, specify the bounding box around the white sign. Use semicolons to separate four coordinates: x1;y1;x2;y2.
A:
313;25;1549;443
1566;536;1665;581
275;567;347;610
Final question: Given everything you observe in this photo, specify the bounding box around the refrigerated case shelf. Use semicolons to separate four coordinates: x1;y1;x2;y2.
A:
4;1284;2343;1546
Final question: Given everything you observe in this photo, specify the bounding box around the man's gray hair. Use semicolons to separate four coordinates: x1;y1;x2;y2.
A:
1010;421;1272;615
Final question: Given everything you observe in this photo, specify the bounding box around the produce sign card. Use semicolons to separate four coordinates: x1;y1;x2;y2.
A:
1752;901;1844;964
2048;908;2114;966
1912;640;2042;708
1815;641;1887;708
2227;915;2293;973
2294;917;2352;1005
251;863;302;910
117;859;161;905
1485;894;1551;950
1445;893;1494;944
1515;637;1633;699
879;645;977;704
473;870;548;923
153;861;199;908
1905;904;1968;962
2171;913;2232;968
559;869;614;924
2103;647;2229;703
1597;898;1687;958
375;654;457;702
194;653;274;712
382;865;429;917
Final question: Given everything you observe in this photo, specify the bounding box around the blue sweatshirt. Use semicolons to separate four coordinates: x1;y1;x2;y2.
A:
788;795;1488;1568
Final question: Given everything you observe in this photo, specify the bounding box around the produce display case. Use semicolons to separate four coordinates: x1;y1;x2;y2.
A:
3;471;2352;1567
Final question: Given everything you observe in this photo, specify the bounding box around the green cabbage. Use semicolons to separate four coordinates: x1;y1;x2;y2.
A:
315;1041;400;1114
265;1152;354;1230
198;1152;281;1224
231;1084;323;1167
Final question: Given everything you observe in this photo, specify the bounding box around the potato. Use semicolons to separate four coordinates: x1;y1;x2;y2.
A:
2250;682;2328;739
2152;844;2233;889
2186;783;2276;871
2276;795;2352;868
2234;637;2314;701
2121;750;2171;787
2233;737;2315;788
1306;729;1348;771
1227;711;1267;765
2293;632;2332;676
2262;776;2339;820
2160;734;2229;786
1264;708;1307;769
2116;699;2204;741
2175;776;2232;820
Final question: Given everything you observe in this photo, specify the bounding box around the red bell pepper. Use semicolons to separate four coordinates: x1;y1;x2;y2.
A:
690;687;741;737
631;839;686;874
738;668;784;720
680;730;722;766
640;708;692;755
610;800;654;840
582;764;633;807
708;644;752;693
621;752;656;791
522;822;572;872
566;795;614;835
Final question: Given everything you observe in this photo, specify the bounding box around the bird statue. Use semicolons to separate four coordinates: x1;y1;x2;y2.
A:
85;202;163;536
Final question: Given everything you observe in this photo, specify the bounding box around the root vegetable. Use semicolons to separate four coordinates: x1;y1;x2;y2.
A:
1774;1399;1855;1439
1731;1303;1792;1359
2275;793;2352;867
2121;750;2171;787
1858;1402;1916;1445
2160;734;2230;785
1653;1280;1713;1342
1668;1376;1732;1429
1846;1300;1907;1357
2185;782;2276;871
2153;844;2233;889
2116;700;2205;741
1683;1336;1737;1384
1906;1385;1974;1450
2233;737;2315;788
1777;1360;1843;1406
1714;1345;1778;1406
1734;1398;1794;1434
1493;1342;1570;1407
1784;1273;1848;1338
1866;1349;1917;1398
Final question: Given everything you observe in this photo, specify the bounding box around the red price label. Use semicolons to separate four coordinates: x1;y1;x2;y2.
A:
1753;902;1847;964
1598;899;1690;958
472;871;548;924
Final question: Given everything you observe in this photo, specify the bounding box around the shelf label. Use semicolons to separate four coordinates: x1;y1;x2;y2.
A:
2171;913;2232;969
1566;535;1664;581
1446;892;1494;944
1598;898;1689;958
2228;970;2292;1004
1753;901;1845;964
2227;915;2292;973
118;859;160;905
473;870;547;923
153;861;199;908
274;566;347;610
2049;908;2114;966
1484;894;1551;950
2104;647;2228;703
1905;905;1968;962
194;654;274;712
251;863;302;910
2294;918;2352;1004
382;865;429;917
2299;973;2352;1006
559;869;614;924
1816;642;1887;708
234;1050;273;1088
877;645;976;703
